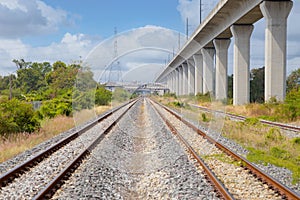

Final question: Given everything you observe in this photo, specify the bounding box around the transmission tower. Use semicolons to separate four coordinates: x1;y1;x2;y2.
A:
114;27;118;58
108;27;122;83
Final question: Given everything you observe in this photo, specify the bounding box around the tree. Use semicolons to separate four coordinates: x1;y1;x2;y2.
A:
16;62;51;93
0;99;40;134
52;60;67;71
12;59;31;69
95;85;112;105
250;67;265;103
286;68;300;93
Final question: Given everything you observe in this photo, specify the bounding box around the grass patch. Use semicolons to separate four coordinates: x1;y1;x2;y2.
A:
0;115;74;163
223;119;300;184
0;105;111;164
203;153;242;166
201;113;210;122
247;147;300;184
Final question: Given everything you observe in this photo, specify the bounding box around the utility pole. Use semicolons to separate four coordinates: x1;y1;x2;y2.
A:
186;18;189;40
114;27;118;59
200;0;202;24
178;32;181;51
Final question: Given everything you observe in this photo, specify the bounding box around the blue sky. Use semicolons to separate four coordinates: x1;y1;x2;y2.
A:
28;0;185;45
0;0;299;83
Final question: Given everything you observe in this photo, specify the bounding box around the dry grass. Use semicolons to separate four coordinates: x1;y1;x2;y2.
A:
95;105;111;115
73;105;111;126
0;105;111;164
223;119;300;182
0;116;74;163
226;103;271;117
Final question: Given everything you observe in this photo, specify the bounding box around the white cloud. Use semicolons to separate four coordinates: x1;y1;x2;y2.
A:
0;0;72;38
0;32;98;75
0;26;182;84
0;39;29;73
85;26;185;83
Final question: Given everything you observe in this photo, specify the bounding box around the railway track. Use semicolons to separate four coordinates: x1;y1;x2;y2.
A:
189;103;300;133
0;99;137;199
151;99;300;200
0;97;299;199
52;98;222;199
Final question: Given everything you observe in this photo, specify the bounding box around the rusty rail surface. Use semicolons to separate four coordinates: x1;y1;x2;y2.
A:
150;100;234;200
153;100;300;200
0;99;136;187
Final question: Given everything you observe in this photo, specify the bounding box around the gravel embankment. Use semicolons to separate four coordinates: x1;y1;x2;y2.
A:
0;103;132;199
152;100;289;199
169;104;300;195
53;98;219;199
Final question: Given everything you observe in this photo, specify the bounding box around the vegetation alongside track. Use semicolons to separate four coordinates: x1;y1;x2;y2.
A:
0;59;116;162
156;94;300;183
0;59;113;135
153;67;300;183
224;120;300;183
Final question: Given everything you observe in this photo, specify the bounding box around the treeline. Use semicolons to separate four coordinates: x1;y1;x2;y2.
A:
0;59;112;135
228;67;300;121
228;67;300;103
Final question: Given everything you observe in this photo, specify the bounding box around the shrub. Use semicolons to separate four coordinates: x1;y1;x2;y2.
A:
38;98;72;119
0;99;40;135
112;88;131;103
292;138;300;145
265;128;283;141
163;92;177;98
172;101;183;108
201;113;210;122
95;86;112;105
245;117;260;125
196;92;211;102
270;147;290;159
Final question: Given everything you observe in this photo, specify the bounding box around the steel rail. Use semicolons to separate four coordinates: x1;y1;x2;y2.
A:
153;100;300;200
150;100;234;200
0;99;136;187
190;103;300;132
33;99;138;199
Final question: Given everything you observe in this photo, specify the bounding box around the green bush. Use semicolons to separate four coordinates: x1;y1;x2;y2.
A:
195;92;211;102
245;117;260;125
112;88;131;103
0;99;40;135
95;86;112;105
172;101;183;108
163;92;177;98
270;147;290;159
292;138;300;145
265;128;283;141
201;113;210;122
38;98;72;118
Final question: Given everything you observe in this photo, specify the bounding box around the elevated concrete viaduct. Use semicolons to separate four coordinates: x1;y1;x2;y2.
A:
155;0;293;104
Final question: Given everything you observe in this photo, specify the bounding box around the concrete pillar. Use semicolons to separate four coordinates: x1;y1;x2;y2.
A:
193;54;203;95
182;63;188;95
260;1;293;102
178;66;183;95
201;47;215;95
167;74;171;92
213;39;231;101
169;73;172;93
171;71;174;93
174;69;179;95
187;59;195;95
230;25;254;105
